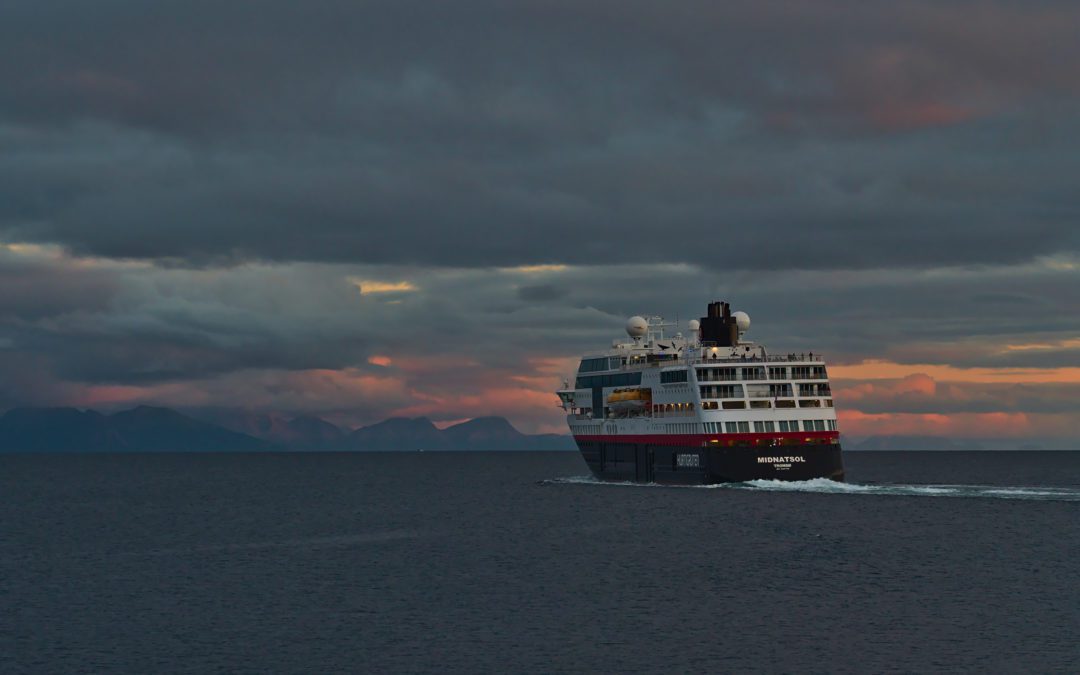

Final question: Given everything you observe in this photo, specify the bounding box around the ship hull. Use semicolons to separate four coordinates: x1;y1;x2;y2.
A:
574;437;844;484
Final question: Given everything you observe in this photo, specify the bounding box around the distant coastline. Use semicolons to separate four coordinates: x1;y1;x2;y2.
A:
0;406;576;453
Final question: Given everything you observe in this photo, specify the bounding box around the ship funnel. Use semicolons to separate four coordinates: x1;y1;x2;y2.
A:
699;300;739;347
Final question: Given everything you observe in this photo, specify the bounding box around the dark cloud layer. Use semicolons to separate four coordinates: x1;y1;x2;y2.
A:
1;1;1079;268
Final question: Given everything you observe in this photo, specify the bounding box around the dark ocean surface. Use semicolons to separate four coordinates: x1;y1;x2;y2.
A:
2;451;1078;674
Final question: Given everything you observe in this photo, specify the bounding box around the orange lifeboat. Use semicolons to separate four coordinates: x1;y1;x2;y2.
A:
606;388;652;412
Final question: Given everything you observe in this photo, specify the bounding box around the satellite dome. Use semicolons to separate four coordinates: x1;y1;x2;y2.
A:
626;316;648;338
687;319;700;332
733;311;751;333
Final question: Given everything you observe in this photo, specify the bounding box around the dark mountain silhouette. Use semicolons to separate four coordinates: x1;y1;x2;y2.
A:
343;416;574;451
438;416;573;451
109;406;272;452
190;409;346;449
0;406;271;452
0;408;119;452
287;415;347;447
0;407;573;452
346;417;445;450
441;416;524;448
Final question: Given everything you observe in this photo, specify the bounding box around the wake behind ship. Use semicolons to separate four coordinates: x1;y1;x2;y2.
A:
556;301;844;484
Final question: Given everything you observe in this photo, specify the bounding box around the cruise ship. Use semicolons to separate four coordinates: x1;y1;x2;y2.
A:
556;301;844;484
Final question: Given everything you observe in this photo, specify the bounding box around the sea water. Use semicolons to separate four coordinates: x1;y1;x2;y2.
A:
2;451;1078;673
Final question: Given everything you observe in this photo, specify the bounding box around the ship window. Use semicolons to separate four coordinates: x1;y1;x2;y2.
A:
575;372;642;389
725;422;737;433
827;420;837;431
798;399;821;408
661;369;688;384
737;421;750;433
750;400;772;409
579;357;609;373
798;383;831;397
754;421;764;433
768;384;793;397
699;384;743;399
779;421;789;432
814;420;826;431
722;401;746;409
768;367;788;380
764;421;776;432
696;367;738;382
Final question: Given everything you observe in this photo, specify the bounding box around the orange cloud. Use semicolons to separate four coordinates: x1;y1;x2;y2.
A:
830;360;1080;384
348;278;418;294
836;410;1044;438
1004;338;1080;351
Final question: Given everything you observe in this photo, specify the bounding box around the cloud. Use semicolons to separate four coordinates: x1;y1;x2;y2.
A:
517;284;569;302
837;410;1080;441
834;373;1080;415
0;243;1075;434
1;2;1079;270
351;279;418;295
0;2;1079;438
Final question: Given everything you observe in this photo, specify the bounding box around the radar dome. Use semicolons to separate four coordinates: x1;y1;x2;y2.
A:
687;319;700;332
733;311;751;333
626;316;648;338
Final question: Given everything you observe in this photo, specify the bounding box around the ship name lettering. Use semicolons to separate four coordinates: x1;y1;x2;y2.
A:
757;456;806;464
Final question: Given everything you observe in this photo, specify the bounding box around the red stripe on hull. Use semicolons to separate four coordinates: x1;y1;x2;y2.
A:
573;431;840;446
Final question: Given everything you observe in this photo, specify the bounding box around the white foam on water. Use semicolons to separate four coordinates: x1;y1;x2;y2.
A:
721;479;1080;501
539;475;635;487
542;476;1080;501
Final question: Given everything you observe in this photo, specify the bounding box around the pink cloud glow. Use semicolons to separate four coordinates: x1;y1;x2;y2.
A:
838;410;1040;438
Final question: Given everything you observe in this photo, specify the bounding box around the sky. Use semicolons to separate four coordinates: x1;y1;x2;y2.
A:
1;1;1078;441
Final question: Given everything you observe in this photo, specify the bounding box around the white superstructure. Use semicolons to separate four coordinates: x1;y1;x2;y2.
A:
557;309;839;445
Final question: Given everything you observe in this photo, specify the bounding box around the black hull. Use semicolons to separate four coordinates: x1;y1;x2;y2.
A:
575;439;845;484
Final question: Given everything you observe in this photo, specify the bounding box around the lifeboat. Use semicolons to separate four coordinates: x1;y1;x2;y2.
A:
606;388;652;412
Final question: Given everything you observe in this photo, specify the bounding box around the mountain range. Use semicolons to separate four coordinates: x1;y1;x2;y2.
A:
0;406;576;452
